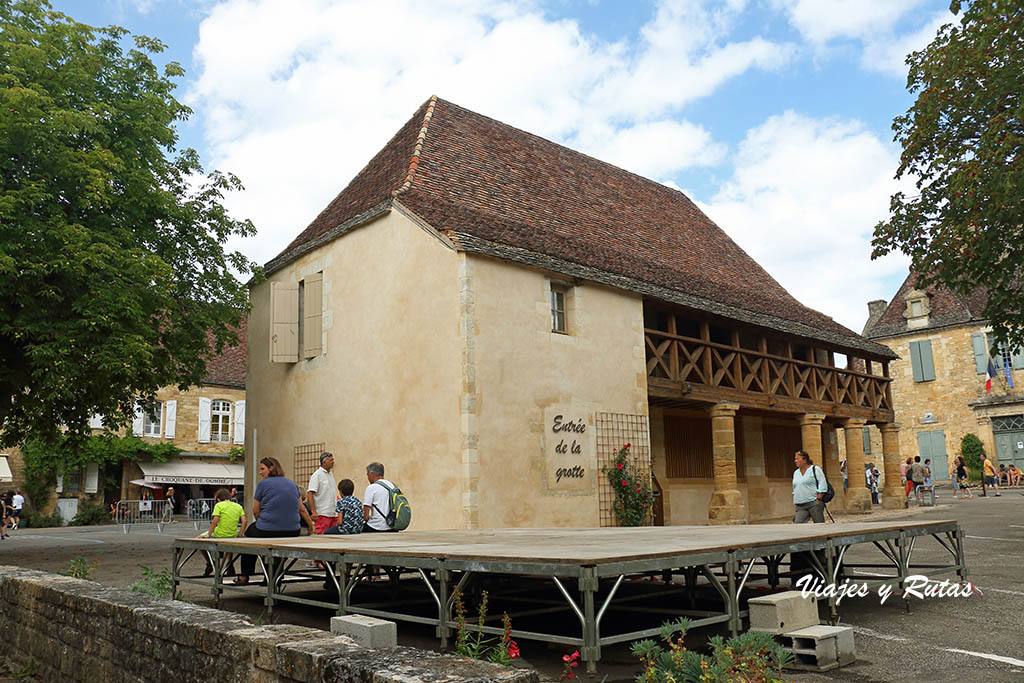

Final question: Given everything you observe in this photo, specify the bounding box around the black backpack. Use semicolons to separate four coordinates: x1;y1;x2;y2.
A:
812;466;836;504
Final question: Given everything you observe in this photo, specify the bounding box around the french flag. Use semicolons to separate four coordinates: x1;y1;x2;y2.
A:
986;359;997;392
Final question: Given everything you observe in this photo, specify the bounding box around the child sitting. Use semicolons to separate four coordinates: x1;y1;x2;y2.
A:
323;479;363;535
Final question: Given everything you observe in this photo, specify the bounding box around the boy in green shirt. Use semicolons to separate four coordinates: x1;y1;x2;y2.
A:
199;488;246;576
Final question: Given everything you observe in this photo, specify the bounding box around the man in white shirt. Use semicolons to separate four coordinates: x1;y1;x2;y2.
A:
363;462;398;533
307;453;337;534
11;491;24;529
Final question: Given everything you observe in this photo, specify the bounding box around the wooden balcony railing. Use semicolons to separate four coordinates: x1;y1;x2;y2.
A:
645;328;893;414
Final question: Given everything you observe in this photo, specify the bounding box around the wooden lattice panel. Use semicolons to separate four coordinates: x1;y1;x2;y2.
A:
596;412;652;527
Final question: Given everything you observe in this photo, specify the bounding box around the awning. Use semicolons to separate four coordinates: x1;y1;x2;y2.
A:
129;479;163;490
0;456;12;483
138;461;244;486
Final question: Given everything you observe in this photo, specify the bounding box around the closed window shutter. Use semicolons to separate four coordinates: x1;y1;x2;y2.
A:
198;397;212;443
1013;346;1024;370
233;400;246;445
84;463;99;494
919;340;935;381
164;400;177;438
909;341;924;382
303;272;323;358
89;414;103;429
863;426;871;454
270;281;299;363
916;431;931;460
972;333;988;374
55;472;63;494
132;402;144;436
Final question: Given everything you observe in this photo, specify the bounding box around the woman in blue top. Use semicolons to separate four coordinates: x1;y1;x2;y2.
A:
234;457;314;585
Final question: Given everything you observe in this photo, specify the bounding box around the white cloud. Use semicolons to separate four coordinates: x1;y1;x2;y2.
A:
189;0;794;266
698;111;911;332
774;0;953;76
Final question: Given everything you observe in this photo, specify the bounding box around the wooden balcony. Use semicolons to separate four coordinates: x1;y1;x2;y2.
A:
645;327;894;422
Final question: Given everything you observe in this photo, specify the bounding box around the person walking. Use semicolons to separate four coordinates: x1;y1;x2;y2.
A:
792;450;828;524
11;490;23;530
306;452;338;534
234;457;314;585
955;456;973;499
981;454;1001;497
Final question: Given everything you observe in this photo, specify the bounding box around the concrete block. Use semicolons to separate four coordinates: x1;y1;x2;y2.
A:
747;590;819;634
781;624;856;671
330;614;397;649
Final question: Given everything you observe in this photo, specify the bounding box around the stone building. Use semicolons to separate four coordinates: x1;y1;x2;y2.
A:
863;272;1024;479
1;317;247;520
246;96;901;529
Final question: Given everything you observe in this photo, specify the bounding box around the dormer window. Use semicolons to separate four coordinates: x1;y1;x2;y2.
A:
904;289;931;329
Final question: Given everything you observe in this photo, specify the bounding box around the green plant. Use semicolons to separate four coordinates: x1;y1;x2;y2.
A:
228;446;245;463
452;589;519;665
69;502;111;527
60;556;95;580
961;433;985;481
20;510;62;529
559;650;581;680
130;565;177;600
14;658;37;679
603;443;655;526
632;618;792;683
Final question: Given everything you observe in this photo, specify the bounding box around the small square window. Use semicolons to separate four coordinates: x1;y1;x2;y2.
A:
551;288;567;333
910;300;923;316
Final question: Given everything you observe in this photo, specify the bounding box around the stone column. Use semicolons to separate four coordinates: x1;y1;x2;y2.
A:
708;403;746;525
797;413;827;465
879;423;905;510
842;418;872;512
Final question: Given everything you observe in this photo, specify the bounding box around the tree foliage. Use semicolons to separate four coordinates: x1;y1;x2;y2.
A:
0;0;257;447
872;0;1023;347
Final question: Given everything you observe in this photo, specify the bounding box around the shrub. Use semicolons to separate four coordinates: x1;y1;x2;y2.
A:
21;510;62;529
68;502;111;526
961;433;985;481
603;443;655;526
632;617;792;682
60;556;96;580
130;565;177;600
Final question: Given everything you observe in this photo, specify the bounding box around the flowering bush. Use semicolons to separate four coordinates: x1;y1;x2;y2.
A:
559;650;580;680
603;443;655;526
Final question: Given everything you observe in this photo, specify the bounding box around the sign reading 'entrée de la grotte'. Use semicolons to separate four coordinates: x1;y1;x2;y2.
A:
544;409;592;491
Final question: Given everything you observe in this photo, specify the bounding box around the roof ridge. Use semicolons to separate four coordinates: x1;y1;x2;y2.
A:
392;95;438;198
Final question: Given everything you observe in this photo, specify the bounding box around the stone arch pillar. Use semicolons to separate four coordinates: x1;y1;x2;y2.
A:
842;418;872;512
708;403;746;525
880;423;905;509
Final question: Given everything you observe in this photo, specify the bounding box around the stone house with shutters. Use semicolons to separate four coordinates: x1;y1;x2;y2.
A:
247;96;903;529
863;272;1024;480
3;316;248;520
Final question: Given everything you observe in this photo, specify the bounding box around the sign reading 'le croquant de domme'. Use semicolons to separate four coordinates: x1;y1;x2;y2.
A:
544;409;592;491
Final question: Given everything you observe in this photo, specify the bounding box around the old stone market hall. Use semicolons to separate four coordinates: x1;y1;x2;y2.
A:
245;96;902;528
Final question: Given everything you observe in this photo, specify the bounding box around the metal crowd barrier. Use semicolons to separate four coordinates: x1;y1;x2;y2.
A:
114;499;173;534
187;498;217;531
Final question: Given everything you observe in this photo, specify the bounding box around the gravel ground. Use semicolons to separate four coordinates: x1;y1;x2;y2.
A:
1;492;1023;681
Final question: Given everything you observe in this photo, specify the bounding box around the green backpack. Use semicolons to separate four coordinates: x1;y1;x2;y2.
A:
373;481;412;531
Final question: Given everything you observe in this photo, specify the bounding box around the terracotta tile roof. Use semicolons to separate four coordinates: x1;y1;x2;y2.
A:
203;313;247;387
863;271;988;339
266;97;893;359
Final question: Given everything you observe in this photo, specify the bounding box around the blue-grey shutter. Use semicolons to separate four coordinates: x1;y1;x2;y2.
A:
918;340;935;381
909;341;924;382
916;431;931;460
972;333;988;374
862;426;871;454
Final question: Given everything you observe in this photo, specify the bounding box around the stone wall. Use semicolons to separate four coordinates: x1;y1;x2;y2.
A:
0;566;537;683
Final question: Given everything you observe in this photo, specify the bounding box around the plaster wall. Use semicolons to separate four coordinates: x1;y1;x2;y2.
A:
467;256;648;528
247;210;463;530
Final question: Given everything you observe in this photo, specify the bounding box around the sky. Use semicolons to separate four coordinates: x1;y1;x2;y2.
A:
49;0;956;334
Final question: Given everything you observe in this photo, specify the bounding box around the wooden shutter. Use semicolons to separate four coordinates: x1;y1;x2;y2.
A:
1012;346;1024;370
84;463;99;494
909;340;935;382
198;397;212;444
132;402;144;436
270;281;299;363
164;400;177;439
972;333;988;374
763;423;803;479
303;272;323;358
233;400;246;445
88;414;103;429
664;415;713;478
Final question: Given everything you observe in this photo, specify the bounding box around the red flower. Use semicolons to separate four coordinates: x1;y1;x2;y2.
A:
625;443;631;448
621;480;627;486
642;503;647;508
616;463;623;469
508;641;520;658
570;661;579;668
567;674;575;679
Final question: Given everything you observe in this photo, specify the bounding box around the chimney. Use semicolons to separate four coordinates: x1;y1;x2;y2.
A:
863;299;888;336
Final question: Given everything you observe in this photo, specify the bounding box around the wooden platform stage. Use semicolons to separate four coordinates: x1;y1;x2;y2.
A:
172;520;965;671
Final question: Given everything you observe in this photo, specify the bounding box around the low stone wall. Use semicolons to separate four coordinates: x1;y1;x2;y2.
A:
0;566;538;682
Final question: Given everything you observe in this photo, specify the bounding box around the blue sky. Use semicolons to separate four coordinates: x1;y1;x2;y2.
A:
48;0;955;332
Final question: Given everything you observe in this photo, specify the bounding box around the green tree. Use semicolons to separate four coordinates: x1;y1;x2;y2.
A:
872;0;1023;348
0;1;257;447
